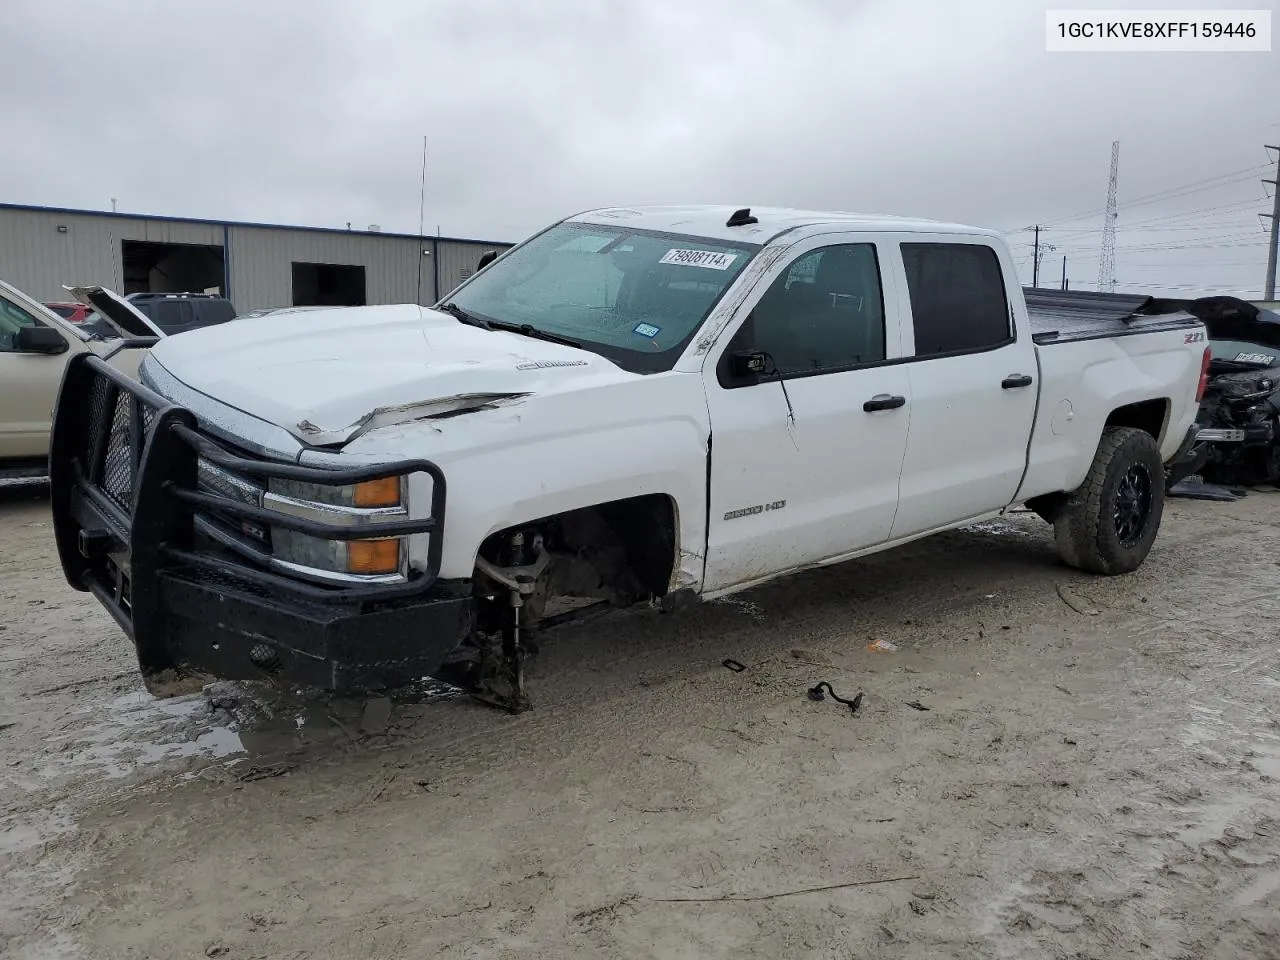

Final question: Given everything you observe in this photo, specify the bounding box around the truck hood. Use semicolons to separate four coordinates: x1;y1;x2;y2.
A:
147;303;632;446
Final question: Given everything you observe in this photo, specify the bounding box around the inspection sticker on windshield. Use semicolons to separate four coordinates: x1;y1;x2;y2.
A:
1234;351;1276;364
659;248;738;270
633;322;661;338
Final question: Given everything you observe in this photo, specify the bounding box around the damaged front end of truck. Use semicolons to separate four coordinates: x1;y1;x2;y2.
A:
49;352;473;700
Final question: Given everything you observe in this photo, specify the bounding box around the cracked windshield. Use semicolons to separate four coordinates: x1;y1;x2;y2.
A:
445;223;757;371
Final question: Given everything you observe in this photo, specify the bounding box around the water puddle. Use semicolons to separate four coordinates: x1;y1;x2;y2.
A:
38;691;246;782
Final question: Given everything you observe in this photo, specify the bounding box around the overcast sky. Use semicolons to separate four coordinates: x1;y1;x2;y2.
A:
2;0;1277;295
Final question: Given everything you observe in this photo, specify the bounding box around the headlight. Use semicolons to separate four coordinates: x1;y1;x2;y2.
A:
264;476;409;579
268;477;404;510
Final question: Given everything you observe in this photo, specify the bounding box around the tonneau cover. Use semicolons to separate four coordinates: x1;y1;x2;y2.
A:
1023;287;1200;344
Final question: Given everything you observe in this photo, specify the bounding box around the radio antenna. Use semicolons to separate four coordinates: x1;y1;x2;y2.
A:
416;135;428;304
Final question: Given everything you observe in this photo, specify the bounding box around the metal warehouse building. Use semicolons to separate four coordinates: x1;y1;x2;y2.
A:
0;202;514;313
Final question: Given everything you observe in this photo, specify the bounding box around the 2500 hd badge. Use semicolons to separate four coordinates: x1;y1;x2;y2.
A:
724;500;787;521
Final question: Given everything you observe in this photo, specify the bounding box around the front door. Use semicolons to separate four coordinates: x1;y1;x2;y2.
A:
702;237;912;594
887;239;1039;539
0;295;71;460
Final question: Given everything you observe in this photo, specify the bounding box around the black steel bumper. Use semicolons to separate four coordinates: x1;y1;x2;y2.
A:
49;353;472;697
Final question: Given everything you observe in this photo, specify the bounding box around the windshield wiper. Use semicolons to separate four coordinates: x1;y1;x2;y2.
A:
438;301;492;330
438;302;580;348
487;321;581;349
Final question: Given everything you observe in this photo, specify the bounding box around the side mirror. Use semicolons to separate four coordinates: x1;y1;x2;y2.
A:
728;349;768;380
15;326;69;355
476;250;498;271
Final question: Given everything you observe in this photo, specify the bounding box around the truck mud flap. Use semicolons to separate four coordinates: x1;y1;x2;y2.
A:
49;352;470;696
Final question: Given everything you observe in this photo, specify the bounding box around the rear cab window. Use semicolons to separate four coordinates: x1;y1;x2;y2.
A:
900;242;1012;357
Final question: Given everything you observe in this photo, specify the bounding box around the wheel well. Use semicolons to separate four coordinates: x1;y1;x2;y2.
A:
1104;399;1169;443
1025;403;1170;524
478;494;678;600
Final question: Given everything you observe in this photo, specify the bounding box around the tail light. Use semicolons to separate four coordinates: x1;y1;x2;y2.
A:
1196;345;1211;402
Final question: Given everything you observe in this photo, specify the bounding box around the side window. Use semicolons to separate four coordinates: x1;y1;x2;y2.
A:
151;300;194;333
900;243;1011;357
743;243;886;376
0;297;41;353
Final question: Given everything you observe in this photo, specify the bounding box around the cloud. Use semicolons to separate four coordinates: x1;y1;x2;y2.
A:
1;0;1276;293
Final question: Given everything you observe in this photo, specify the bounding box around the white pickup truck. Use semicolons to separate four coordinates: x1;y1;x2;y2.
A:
49;205;1209;710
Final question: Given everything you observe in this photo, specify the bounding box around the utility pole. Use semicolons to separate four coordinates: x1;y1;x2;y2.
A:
1264;145;1279;300
1061;255;1067;291
1032;225;1040;287
1097;141;1120;293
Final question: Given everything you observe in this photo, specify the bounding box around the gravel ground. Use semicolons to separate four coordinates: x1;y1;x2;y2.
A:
2;482;1279;960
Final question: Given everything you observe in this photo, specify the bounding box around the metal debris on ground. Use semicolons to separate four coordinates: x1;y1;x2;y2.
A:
722;659;746;672
807;682;863;715
1167;477;1247;502
867;639;898;653
905;701;931;712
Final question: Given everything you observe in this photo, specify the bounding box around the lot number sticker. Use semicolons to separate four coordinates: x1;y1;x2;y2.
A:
659;248;738;270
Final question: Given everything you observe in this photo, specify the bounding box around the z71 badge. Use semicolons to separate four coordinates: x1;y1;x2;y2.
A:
1184;331;1205;344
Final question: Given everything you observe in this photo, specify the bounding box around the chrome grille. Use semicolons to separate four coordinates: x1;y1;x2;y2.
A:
195;457;270;549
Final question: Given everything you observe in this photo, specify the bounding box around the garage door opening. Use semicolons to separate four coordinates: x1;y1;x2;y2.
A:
121;240;225;295
292;262;367;307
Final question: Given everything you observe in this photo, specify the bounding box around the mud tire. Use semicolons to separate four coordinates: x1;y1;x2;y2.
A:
1054;426;1165;575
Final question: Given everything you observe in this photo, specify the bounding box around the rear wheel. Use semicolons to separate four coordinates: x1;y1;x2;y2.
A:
1054;426;1165;575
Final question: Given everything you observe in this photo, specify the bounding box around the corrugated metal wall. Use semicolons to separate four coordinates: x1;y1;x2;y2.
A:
227;226;429;312
435;238;508;301
0;206;515;313
0;207;223;302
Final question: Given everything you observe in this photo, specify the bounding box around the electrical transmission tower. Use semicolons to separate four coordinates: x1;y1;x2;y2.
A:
1097;141;1120;293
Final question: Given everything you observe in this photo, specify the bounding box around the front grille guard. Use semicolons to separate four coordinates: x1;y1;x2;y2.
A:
51;353;448;623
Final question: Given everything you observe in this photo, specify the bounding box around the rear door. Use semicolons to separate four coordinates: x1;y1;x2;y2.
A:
888;237;1039;539
702;234;912;592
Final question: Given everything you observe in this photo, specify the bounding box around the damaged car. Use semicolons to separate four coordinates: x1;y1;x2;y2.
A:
1182;296;1280;487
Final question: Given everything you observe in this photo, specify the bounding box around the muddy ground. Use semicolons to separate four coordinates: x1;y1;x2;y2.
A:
2;482;1279;960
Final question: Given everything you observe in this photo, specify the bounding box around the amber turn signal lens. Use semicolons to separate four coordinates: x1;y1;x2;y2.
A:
353;477;400;507
347;539;399;574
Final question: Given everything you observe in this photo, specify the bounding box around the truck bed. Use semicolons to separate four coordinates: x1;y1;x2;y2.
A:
1024;288;1201;345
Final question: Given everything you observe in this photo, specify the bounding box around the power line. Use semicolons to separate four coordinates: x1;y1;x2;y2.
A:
1026;161;1271;230
1033;218;1262;236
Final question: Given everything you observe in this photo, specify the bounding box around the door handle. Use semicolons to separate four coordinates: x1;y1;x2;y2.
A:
1002;374;1033;389
863;394;906;412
